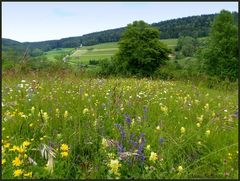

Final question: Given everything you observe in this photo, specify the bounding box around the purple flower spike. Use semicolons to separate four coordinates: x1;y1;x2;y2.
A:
159;138;165;144
124;114;132;125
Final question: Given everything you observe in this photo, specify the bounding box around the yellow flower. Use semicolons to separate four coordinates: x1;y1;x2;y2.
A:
60;144;69;151
197;141;202;145
56;108;60;117
149;151;158;162
29;123;33;127
196;123;201;127
31;106;35;114
13;169;23;177
40;137;44;141
83;108;89;114
10;145;19;152
205;130;211;136
180;127;186;134
3;143;10;148
12;157;22;166
24;172;32;177
64;111;68;118
197;115;203;122
84;93;88;97
43;112;49;121
156;126;160;131
2;159;6;165
17;146;25;154
18;112;24;117
160;106;168;114
22;141;31;147
102;138;108;148
146;145;151;150
212;112;215;117
204;103;209;111
108;159;121;176
61;151;68;158
107;153;115;159
177;166;183;172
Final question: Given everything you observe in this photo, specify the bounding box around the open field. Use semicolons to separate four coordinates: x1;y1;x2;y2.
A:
39;38;201;65
2;72;238;179
68;39;178;64
42;48;75;62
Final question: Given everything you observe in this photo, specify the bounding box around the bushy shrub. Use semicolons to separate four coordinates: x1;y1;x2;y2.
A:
89;59;99;65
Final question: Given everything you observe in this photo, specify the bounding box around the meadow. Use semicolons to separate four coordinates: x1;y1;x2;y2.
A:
2;71;238;179
37;39;178;66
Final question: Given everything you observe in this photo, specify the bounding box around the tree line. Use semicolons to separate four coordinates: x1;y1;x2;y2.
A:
2;12;237;59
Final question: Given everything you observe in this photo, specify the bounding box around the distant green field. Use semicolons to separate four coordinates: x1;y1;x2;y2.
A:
80;42;119;50
41;37;204;65
42;48;75;61
69;39;178;64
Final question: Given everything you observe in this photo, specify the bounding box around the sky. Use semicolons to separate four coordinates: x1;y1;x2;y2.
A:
2;2;238;42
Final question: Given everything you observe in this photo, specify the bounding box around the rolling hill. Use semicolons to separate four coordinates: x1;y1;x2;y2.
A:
2;12;238;59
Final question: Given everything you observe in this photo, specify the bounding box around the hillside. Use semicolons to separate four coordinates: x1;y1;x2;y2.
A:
2;12;238;58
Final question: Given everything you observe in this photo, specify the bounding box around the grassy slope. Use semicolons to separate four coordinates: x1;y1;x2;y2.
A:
41;48;75;62
69;39;178;64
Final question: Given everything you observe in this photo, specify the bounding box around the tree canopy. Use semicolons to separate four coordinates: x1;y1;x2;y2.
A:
200;10;238;81
114;21;171;76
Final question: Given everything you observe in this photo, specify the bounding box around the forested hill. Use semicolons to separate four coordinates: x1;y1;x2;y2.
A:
2;12;238;57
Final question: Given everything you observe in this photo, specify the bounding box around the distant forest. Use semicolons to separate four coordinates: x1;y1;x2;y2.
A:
2;12;238;58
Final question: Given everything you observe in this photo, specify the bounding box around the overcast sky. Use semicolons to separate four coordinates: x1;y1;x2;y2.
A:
2;2;238;42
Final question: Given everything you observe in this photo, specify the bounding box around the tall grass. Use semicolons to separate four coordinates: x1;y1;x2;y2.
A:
2;70;238;179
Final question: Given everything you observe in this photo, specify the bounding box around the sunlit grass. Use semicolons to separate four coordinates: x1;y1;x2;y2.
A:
2;71;238;179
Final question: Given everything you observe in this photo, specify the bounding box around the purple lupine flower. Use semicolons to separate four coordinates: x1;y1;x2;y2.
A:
135;133;145;164
115;123;126;141
159;138;165;144
117;144;125;153
124;114;132;125
130;133;138;148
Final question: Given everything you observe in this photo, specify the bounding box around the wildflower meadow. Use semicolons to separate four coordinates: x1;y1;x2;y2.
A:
2;72;238;179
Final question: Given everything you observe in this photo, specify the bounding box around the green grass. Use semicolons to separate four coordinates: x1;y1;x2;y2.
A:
36;38;200;65
161;38;178;49
68;39;178;64
2;71;238;179
80;42;119;50
41;48;75;62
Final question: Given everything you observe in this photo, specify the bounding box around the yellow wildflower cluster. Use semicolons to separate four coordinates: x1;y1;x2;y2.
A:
13;169;32;178
108;159;121;176
149;151;158;162
60;144;69;158
102;138;109;149
12;156;22;166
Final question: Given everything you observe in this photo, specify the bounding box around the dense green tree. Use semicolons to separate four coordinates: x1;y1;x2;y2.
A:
200;10;238;81
175;36;199;57
114;20;171;76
